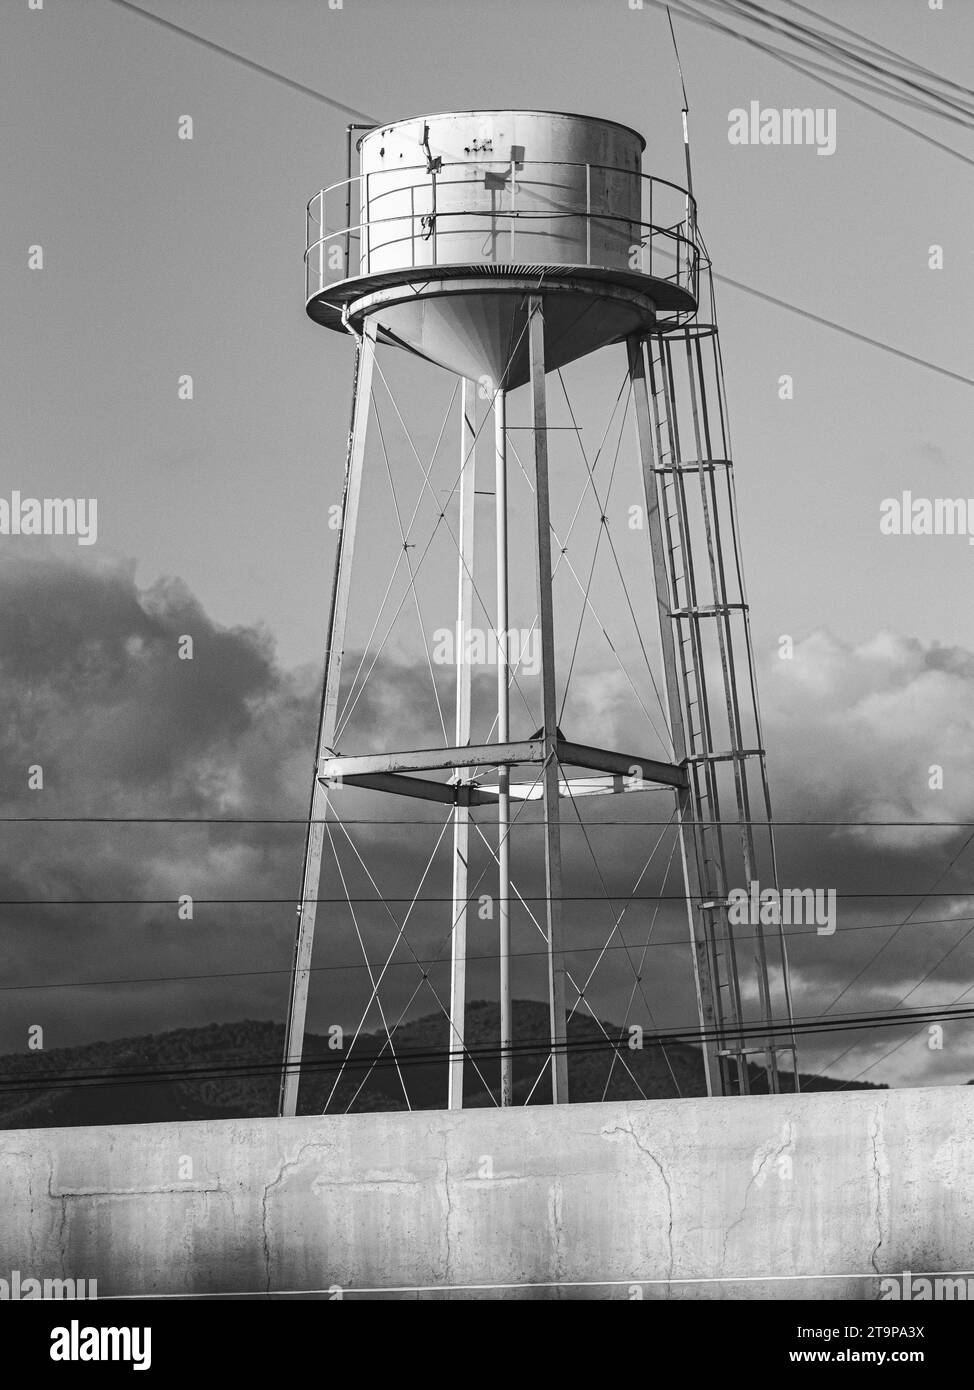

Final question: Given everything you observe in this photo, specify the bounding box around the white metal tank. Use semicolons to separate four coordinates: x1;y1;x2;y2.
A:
361;111;642;275
306;109;700;388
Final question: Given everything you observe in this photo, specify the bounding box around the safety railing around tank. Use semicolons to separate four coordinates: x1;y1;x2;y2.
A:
305;160;701;312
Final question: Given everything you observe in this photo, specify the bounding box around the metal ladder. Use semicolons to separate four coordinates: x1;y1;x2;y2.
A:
647;335;751;1095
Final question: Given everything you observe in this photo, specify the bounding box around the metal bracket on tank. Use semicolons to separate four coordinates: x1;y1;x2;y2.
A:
420;122;440;242
421;122;442;173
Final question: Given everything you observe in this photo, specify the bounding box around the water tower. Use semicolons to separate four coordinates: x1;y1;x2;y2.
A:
280;110;798;1116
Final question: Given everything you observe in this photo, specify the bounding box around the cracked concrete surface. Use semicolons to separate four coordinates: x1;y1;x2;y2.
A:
868;1105;890;1275
719;1122;797;1270
440;1144;455;1284
0;1089;970;1298
259;1140;335;1293
603;1120;675;1284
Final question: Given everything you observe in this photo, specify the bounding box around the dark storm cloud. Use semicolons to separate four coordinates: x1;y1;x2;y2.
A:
545;628;974;1085
0;554;493;1052
0;553;313;1049
757;630;974;1084
3;555;974;1085
0;554;281;798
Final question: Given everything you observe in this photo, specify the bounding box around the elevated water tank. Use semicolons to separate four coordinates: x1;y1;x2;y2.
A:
306;110;700;389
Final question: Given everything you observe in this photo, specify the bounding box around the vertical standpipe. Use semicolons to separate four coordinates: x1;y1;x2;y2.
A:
495;388;513;1107
528;299;570;1105
448;380;476;1109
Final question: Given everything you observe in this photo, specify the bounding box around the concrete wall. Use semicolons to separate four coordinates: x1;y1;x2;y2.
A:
1;1086;972;1299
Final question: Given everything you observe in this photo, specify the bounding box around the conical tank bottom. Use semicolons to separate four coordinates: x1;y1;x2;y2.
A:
364;282;657;390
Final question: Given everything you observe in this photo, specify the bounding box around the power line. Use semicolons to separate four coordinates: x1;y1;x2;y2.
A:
800;828;974;1080
4;891;974;906
0;816;972;827
104;0;374;121
1;1001;971;1098
56;3;974;1096
823;827;974;1015
714;272;974;389
105;0;974;389
778;0;974;103
823;927;974;1084
818;872;974;1079
709;0;974;127
833;979;974;1092
659;0;974;170
1;909;972;995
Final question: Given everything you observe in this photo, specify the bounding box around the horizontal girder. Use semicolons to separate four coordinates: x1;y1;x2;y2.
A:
318;738;687;805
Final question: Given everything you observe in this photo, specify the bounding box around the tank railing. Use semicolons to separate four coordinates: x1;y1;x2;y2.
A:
305;159;701;309
306;162;698;251
306;210;700;312
308;158;698;218
360;162;697;219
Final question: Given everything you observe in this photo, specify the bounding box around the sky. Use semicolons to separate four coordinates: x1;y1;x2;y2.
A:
3;0;974;1100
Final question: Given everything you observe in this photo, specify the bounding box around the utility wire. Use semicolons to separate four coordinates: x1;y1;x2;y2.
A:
778;0;974;103
3;891;974;906
822;921;974;1082
1;1001;972;1098
1;909;972;995
833;976;974;1091
61;1;974;1088
656;0;974;170
106;0;974;388
713;272;974;390
0;816;972;827
709;0;974;126
105;0;374;121
822;827;974;1016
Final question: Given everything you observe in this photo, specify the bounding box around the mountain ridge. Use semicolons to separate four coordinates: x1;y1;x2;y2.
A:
0;1000;884;1129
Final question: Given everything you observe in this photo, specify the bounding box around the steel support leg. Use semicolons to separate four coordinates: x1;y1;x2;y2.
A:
494;387;514;1106
280;321;378;1117
528;297;570;1105
448;380;476;1110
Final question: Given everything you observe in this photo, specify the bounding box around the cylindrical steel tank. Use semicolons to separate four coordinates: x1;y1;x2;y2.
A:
306;109;700;388
359;110;643;277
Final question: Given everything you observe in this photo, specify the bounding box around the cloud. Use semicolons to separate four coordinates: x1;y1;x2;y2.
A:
0;553;316;1050
764;629;974;847
759;630;974;1084
3;556;974;1087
